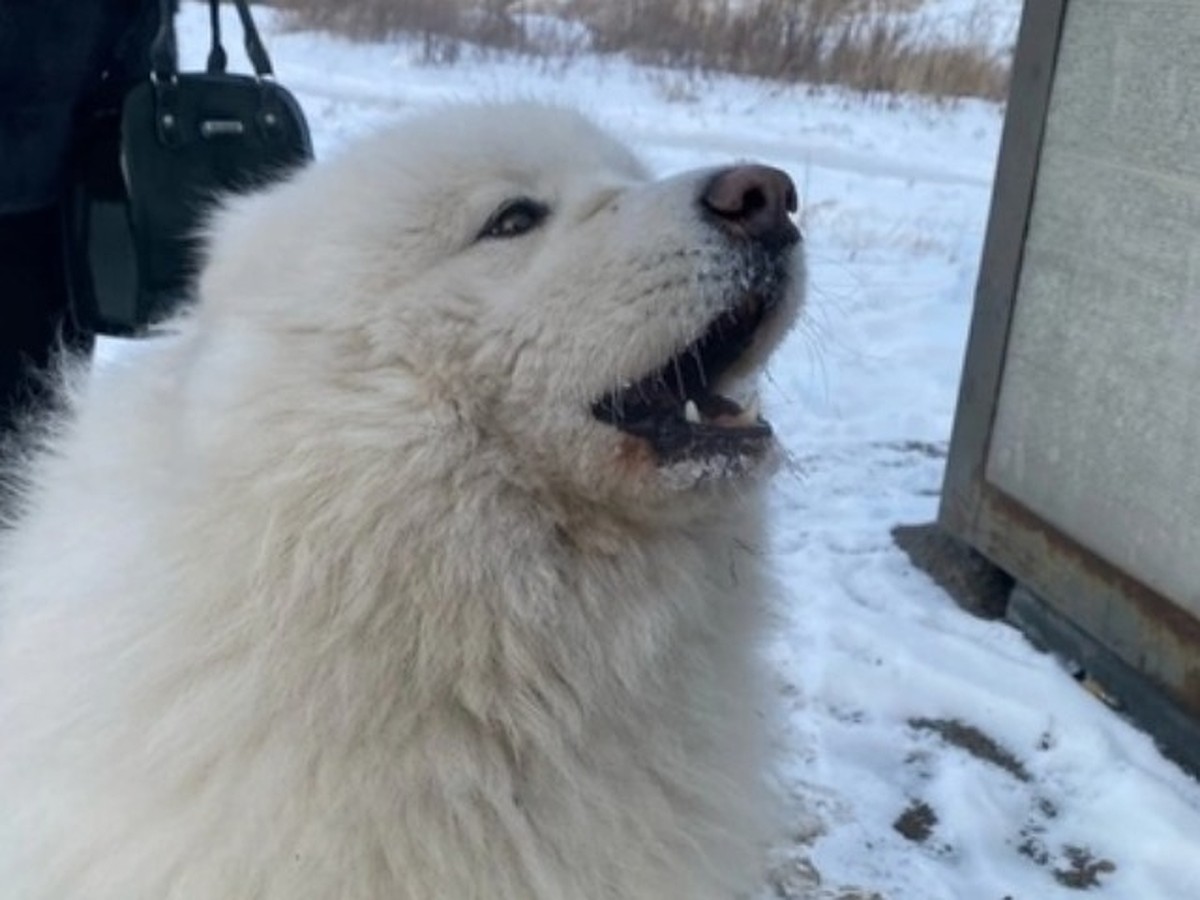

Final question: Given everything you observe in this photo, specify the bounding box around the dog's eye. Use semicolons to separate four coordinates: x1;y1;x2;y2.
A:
478;198;549;241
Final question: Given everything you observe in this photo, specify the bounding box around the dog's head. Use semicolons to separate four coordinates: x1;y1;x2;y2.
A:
199;104;804;520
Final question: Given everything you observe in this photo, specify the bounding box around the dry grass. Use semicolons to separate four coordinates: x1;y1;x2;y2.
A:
271;0;528;63
272;0;1010;101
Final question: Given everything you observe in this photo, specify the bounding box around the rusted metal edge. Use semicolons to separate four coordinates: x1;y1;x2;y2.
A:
1009;585;1200;777
975;486;1200;720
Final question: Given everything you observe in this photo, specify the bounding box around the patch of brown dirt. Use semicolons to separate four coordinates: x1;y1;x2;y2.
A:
892;799;937;843
908;717;1030;782
1054;845;1117;890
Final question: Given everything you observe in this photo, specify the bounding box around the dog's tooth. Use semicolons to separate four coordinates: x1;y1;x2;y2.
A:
684;399;702;424
744;394;761;422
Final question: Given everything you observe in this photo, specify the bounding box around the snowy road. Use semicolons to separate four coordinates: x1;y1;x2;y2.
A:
100;4;1200;898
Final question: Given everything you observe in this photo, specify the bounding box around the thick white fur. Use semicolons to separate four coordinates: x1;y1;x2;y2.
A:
0;104;802;899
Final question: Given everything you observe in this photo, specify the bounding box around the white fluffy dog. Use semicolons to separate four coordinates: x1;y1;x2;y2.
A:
0;104;803;899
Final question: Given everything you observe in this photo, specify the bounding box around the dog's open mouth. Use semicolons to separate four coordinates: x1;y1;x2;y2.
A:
592;290;780;464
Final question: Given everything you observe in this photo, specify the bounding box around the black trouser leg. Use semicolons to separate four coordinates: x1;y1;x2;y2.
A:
0;204;94;439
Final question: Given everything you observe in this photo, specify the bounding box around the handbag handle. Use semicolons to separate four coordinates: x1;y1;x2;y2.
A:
150;0;274;81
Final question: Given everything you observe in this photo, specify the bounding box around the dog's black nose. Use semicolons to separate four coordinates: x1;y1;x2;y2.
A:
701;165;800;251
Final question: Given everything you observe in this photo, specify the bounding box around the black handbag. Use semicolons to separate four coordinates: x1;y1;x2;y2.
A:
67;0;313;335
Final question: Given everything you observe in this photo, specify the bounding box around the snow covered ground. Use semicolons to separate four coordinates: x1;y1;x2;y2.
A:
101;3;1200;897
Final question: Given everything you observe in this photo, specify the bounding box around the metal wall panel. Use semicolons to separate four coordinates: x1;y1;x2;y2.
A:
986;0;1200;615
